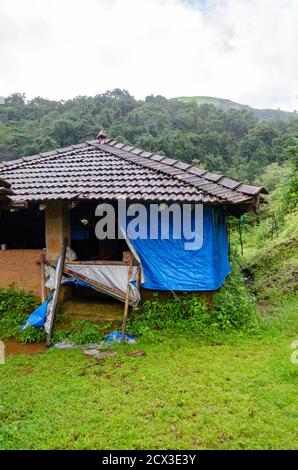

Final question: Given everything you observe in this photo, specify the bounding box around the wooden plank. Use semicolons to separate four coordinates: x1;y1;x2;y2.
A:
67;260;130;266
45;239;67;346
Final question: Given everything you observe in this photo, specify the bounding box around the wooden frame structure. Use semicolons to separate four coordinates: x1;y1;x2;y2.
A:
41;246;142;344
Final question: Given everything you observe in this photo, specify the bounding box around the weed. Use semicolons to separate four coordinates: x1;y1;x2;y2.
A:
0;288;39;341
128;258;260;341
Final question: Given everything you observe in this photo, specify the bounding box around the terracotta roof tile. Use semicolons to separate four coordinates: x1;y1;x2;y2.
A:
0;136;267;208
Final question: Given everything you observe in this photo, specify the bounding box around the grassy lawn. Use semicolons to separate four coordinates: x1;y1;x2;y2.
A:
1;296;297;450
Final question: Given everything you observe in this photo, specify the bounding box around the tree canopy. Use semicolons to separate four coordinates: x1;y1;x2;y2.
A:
1;89;297;183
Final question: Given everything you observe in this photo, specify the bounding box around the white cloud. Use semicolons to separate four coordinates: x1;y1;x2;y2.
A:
0;0;297;110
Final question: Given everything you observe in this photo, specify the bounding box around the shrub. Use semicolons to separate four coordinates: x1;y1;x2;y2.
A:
16;325;46;344
128;259;260;340
52;320;111;345
0;288;39;340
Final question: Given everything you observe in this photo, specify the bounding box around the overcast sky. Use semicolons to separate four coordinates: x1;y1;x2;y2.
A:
0;0;297;110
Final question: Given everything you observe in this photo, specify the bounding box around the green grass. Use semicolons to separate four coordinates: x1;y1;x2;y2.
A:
1;206;297;450
1;295;298;450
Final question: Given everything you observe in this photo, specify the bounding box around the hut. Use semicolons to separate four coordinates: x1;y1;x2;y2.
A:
0;131;267;307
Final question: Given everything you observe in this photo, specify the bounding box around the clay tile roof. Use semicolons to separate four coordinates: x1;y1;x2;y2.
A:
0;135;267;210
0;177;13;203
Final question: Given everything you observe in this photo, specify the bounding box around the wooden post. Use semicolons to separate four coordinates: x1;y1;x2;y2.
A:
206;292;213;312
238;218;244;256
171;290;189;316
136;264;141;291
40;252;46;303
120;255;134;342
46;238;67;346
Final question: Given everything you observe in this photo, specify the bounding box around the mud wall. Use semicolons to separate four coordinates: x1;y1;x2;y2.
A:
0;249;43;297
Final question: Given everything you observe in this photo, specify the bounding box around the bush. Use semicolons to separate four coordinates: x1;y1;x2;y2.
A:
212;261;260;330
128;260;260;340
16;325;46;344
52;320;111;345
0;288;39;340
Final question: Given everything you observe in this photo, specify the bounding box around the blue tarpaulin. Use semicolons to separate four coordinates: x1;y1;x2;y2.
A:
22;205;230;331
20;279;91;330
20;295;52;329
125;205;231;291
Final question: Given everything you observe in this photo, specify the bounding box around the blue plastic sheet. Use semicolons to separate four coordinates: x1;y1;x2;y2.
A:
104;331;136;344
125;205;231;291
20;279;92;330
20;295;53;330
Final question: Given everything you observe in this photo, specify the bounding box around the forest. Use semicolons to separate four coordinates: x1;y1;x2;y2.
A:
1;89;298;186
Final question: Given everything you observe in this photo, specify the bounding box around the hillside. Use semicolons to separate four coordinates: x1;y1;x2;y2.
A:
176;96;295;122
243;211;298;303
240;145;298;305
1;90;298;184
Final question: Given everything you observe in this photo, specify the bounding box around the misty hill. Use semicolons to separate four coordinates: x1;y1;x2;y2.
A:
176;96;296;122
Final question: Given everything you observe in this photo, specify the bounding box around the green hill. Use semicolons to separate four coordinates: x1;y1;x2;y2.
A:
176;96;295;122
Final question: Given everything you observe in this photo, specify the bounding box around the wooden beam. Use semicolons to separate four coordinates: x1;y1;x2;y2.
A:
67;260;130;266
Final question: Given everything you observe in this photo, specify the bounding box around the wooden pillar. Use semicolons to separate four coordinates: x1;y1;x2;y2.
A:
45;201;71;263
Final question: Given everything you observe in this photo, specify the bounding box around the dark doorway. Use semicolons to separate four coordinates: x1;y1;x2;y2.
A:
71;201;129;261
0;204;45;249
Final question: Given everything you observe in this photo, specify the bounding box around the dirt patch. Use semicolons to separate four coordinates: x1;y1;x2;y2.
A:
4;339;46;356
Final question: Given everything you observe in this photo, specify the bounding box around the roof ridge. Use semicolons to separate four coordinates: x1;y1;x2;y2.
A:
99;138;267;199
88;140;256;204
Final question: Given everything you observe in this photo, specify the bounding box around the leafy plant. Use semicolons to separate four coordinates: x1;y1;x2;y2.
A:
52;320;111;345
16;325;46;344
0;288;39;340
128;259;260;341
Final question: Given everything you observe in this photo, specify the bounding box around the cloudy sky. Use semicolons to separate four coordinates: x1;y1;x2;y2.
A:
0;0;297;110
